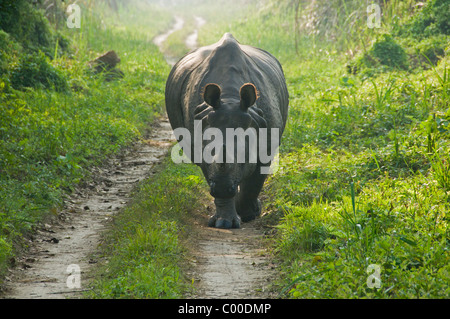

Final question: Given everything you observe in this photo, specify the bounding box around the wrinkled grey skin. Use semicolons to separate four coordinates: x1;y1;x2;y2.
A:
165;33;289;229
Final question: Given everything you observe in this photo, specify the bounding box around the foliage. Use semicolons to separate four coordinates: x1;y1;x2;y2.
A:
0;30;21;76
356;34;409;72
397;0;450;37
10;51;68;91
404;35;449;68
0;0;69;58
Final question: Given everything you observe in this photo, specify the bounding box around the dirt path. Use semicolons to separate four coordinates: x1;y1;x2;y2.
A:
185;16;207;51
153;15;185;66
156;16;277;299
1;120;175;299
186;218;277;299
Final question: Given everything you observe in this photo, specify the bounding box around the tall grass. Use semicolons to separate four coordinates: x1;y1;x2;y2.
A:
293;0;418;51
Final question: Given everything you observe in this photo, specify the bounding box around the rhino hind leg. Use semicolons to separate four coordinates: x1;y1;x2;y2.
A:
235;168;266;222
236;197;261;223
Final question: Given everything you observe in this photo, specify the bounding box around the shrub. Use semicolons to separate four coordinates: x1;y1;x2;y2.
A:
398;0;450;37
364;34;408;70
410;36;447;67
0;0;69;59
10;51;68;91
0;30;21;76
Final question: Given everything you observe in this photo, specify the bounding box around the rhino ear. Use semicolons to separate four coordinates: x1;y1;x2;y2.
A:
203;83;222;109
240;83;258;110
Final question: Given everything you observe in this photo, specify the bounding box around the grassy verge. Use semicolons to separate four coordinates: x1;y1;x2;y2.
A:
0;1;171;279
85;156;208;298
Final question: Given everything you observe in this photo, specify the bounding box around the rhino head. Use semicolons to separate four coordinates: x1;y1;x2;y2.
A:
193;83;266;228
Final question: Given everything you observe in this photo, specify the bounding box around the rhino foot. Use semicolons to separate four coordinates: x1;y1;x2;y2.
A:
208;197;241;229
208;215;241;229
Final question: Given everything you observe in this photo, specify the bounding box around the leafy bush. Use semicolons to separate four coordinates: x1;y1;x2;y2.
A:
371;34;409;69
0;30;22;76
398;0;450;37
353;34;409;74
0;0;70;90
0;0;69;58
406;35;448;67
10;51;68;91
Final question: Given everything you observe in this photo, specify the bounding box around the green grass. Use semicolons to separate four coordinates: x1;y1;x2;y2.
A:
162;15;198;59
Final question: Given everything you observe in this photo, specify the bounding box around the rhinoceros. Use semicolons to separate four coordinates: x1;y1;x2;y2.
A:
165;33;289;229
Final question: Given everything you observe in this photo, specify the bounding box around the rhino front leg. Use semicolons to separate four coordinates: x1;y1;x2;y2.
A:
208;197;241;229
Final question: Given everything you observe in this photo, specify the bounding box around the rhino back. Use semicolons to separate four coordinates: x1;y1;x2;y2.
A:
165;33;289;133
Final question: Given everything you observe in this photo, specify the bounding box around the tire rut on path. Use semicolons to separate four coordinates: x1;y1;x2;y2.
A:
186;218;277;299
